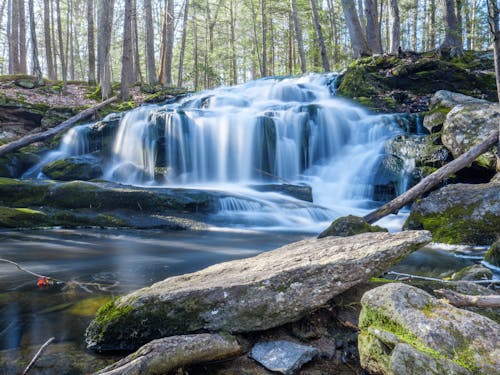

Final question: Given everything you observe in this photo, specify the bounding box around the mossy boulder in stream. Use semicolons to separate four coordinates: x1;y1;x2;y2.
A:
358;283;500;375
404;182;500;245
318;215;387;238
85;231;430;352
484;241;500;268
42;156;103;181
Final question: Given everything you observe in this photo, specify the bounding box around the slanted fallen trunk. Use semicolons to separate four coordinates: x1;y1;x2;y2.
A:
0;96;118;157
435;289;500;308
363;129;499;224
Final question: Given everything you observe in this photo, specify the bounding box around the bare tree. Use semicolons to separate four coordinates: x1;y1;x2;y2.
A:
341;0;370;58
18;0;27;73
56;0;67;85
291;0;306;73
28;0;42;83
87;0;96;85
487;0;500;171
98;0;114;99
121;0;133;100
177;0;189;87
144;0;157;86
440;0;462;56
260;0;267;76
10;0;20;73
388;0;400;54
131;0;142;82
364;0;382;54
164;0;174;86
310;0;330;71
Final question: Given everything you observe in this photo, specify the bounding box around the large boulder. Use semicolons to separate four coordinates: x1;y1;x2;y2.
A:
318;215;387;238
442;102;499;170
404;182;500;245
484;241;500;268
85;230;430;351
42;156;103;181
358;283;500;375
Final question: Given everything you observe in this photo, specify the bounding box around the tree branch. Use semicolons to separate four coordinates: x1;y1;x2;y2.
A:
22;337;55;375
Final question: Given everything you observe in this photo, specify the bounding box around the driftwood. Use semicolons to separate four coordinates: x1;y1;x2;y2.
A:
0;96;118;157
385;271;500;285
435;289;500;308
22;337;55;375
363;129;500;223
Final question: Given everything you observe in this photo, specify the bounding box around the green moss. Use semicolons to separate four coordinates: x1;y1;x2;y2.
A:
69;296;113;317
318;215;388;238
484;241;500;267
0;206;49;228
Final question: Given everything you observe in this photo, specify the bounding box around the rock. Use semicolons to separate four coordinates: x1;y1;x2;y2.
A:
0;206;49;228
249;184;313;202
318;215;387;238
250;341;319;375
484;241;500;268
14;78;37;89
85;230;430;351
491;172;500;184
450;264;493;281
358;283;500;375
42;156;103;181
0;151;41;178
95;334;242;375
442;102;499;170
404;182;500;244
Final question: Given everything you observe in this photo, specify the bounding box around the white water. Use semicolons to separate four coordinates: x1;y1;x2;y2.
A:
31;74;410;232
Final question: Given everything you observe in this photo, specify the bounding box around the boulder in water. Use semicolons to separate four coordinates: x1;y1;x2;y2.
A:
484;241;500;268
248;183;313;202
318;215;387;238
358;283;500;375
404;181;500;245
85;230;430;351
250;341;319;374
450;264;493;281
42;156;102;181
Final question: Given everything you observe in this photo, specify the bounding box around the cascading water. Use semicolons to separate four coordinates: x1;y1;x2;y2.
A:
30;74;412;232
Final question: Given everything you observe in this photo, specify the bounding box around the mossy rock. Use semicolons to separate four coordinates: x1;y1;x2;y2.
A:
483;241;500;268
450;264;493;281
318;215;387;238
0;207;49;228
42;156;103;181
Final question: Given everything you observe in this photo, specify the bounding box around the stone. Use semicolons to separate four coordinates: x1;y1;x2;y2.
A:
450;264;493;281
250;341;319;375
85;230;430;352
404;182;500;245
42;156;103;181
318;215;387;238
96;334;242;375
358;283;500;375
248;184;313;202
484;241;500;268
442;102;499;170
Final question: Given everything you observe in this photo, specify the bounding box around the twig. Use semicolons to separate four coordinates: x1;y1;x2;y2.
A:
0;258;58;280
22;337;55;375
385;271;500;285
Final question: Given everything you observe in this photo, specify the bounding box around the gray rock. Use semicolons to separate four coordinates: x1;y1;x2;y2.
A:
450;264;493;281
318;215;387;238
484;240;500;268
85;230;431;351
248;183;313;202
404;182;500;244
358;283;500;375
42;155;102;181
250;341;319;375
96;333;242;375
442;102;499;170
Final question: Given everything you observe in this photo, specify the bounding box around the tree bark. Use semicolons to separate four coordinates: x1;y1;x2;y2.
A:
260;0;267;76
310;0;330;71
98;0;114;99
144;0;157;86
177;0;189;87
10;0;20;73
56;0;67;86
120;0;133;100
87;0;96;85
434;289;500;308
341;0;370;58
428;0;436;50
487;0;500;171
0;96;118;158
28;0;42;83
388;0;400;54
163;0;174;86
131;0;142;83
364;0;382;54
18;0;27;73
291;0;306;73
327;0;338;62
363;129;500;224
440;0;462;55
229;0;237;85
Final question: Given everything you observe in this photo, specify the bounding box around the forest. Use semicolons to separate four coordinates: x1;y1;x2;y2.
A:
0;0;494;99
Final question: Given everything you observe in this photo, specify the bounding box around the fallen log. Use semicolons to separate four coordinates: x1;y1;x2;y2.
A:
0;96;118;157
363;129;499;224
434;289;500;308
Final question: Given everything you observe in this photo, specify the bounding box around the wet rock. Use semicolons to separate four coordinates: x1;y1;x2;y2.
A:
442;102;499;170
96;334;242;375
250;341;319;375
249;184;313;202
484;241;500;268
85;230;430;351
318;215;387;238
450;264;493;281
404;182;500;245
358;283;500;375
0;151;41;178
42;156;102;181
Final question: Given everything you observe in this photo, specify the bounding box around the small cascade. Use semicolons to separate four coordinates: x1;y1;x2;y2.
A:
30;74;411;232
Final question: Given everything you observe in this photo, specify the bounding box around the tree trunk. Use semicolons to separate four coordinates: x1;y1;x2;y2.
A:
434;289;500;308
131;0;142;83
291;0;306;73
428;0;436;50
193;2;198;90
18;0;27;73
310;0;330;71
56;0;67;86
177;0;189;87
28;0;42;83
364;0;382;54
249;0;262;77
260;0;267;76
68;0;75;80
0;96;118;158
229;0;237;85
50;0;58;79
163;0;174;86
327;0;338;63
121;0;133;100
341;0;370;58
10;0;20;73
388;0;400;54
363;129;500;224
487;0;500;171
98;0;114;99
440;0;462;56
87;0;96;85
144;0;157;86
465;0;472;50
412;0;418;50
456;0;463;47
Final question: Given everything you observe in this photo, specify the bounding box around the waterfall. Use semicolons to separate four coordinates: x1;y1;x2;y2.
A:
30;74;410;231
